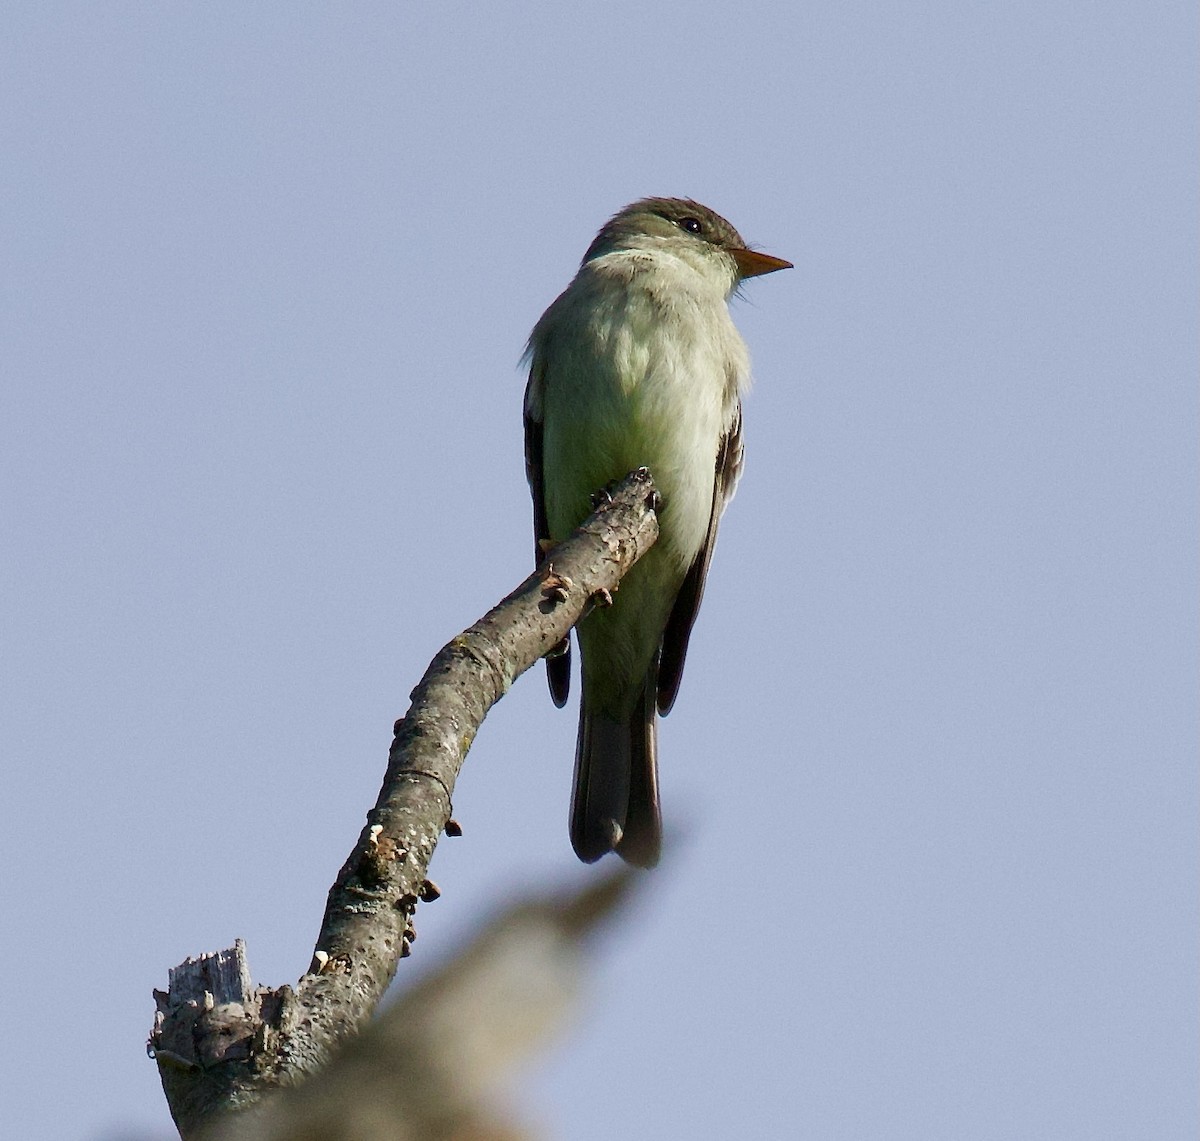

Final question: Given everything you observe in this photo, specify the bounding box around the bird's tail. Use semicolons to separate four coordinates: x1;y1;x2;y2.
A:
569;669;662;868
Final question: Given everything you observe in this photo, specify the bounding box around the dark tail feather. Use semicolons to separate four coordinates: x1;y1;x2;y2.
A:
616;675;662;868
569;673;661;868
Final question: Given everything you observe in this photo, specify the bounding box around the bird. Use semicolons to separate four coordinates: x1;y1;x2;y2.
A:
523;197;790;867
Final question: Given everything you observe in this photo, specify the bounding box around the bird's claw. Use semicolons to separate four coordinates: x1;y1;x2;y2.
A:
541;563;573;604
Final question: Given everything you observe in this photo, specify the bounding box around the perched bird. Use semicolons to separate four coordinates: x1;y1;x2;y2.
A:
523;198;790;867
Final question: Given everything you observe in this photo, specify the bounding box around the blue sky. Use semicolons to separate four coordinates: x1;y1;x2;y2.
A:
2;4;1196;1138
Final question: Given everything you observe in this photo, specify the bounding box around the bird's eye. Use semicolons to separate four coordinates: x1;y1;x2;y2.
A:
678;217;703;235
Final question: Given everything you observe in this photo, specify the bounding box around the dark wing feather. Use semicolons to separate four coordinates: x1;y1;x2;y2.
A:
523;392;572;707
657;402;744;715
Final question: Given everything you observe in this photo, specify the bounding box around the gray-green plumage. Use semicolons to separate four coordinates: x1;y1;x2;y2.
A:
524;198;789;866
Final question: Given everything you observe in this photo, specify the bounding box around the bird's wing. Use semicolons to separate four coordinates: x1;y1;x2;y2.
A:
524;360;572;708
657;400;745;715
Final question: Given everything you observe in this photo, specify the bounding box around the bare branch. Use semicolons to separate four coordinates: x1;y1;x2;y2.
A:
151;469;660;1139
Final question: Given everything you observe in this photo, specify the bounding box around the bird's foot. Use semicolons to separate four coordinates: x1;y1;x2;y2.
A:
539;563;573;606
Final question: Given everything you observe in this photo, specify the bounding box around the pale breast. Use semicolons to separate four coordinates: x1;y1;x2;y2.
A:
533;252;748;574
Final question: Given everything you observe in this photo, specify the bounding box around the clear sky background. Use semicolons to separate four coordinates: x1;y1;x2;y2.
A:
3;4;1196;1139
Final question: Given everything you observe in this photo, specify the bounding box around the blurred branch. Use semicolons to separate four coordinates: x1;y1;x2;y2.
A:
150;470;660;1140
205;872;638;1141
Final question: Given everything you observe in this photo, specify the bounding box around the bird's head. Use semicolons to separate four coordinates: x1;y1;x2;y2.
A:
582;197;792;289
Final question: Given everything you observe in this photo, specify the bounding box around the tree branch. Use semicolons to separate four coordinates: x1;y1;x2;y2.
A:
150;469;660;1139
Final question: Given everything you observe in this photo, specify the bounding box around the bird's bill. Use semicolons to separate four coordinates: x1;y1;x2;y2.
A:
732;248;793;278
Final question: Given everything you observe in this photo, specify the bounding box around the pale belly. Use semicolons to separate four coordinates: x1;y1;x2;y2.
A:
539;327;727;575
539;328;729;709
